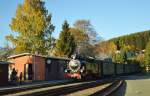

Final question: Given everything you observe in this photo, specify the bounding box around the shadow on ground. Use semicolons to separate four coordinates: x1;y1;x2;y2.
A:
120;74;150;80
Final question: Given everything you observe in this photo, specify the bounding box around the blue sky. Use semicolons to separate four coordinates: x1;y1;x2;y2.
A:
1;0;150;47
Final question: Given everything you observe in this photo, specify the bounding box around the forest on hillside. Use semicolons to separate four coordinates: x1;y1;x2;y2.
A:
110;30;150;50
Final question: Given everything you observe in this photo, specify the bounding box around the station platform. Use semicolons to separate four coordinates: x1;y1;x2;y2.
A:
0;79;71;95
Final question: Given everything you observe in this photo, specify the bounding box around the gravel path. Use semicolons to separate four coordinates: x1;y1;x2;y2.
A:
125;76;150;96
112;75;150;96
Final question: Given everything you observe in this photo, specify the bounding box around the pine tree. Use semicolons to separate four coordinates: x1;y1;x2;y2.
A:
6;0;55;55
54;21;76;57
145;40;150;66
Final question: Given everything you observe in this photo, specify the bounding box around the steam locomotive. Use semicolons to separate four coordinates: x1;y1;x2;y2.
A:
64;56;85;79
64;55;140;79
64;55;101;79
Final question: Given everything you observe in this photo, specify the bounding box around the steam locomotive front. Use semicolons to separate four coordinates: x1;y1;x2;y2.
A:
65;58;84;79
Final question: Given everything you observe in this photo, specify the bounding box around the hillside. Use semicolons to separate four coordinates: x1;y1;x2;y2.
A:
109;30;150;50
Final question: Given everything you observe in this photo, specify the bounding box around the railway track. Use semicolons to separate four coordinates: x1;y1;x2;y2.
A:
66;79;124;96
3;79;124;96
31;80;113;96
90;80;124;96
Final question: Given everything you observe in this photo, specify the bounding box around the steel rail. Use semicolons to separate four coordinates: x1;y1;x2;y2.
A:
90;80;124;96
18;79;114;96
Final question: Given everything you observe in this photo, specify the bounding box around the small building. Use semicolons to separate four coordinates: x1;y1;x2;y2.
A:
8;53;45;81
0;61;12;86
8;53;69;81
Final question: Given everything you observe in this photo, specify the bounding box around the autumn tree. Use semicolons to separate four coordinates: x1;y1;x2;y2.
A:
112;52;125;63
54;21;76;57
74;20;101;44
69;28;88;46
71;20;102;57
94;41;117;59
136;53;145;67
145;40;150;66
6;0;55;55
0;45;13;61
69;28;90;56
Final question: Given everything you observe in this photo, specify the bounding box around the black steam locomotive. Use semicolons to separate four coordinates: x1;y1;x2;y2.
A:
64;55;140;79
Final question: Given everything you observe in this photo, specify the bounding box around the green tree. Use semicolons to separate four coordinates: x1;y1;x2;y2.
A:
54;21;76;57
6;0;55;55
145;41;150;66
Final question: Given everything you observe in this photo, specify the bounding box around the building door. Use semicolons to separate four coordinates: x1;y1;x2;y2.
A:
45;58;52;80
24;64;32;80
